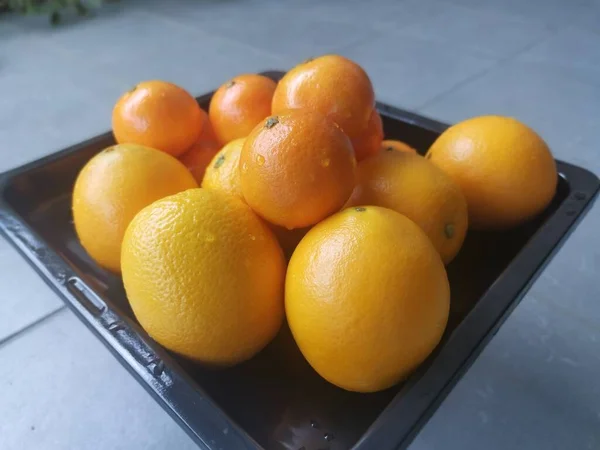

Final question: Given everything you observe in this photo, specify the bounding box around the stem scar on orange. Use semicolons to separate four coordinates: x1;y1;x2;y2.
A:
272;54;375;139
239;110;356;229
112;80;204;157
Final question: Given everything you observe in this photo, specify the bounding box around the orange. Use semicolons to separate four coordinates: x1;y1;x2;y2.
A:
179;138;220;184
202;138;245;199
209;74;277;145
351;109;384;161
72;144;197;273
121;188;286;366
381;139;416;154
286;206;450;393
272;55;375;138
347;151;468;264
426;115;557;230
112;80;204;157
239;110;356;229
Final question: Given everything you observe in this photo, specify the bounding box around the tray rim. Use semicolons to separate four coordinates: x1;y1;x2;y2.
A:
1;75;598;450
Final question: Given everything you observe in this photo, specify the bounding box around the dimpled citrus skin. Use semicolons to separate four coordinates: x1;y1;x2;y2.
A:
112;80;204;157
286;206;450;393
72;144;197;273
272;55;375;139
209;74;277;145
347;151;468;264
427;115;557;230
202;138;245;199
350;109;384;161
121;188;286;366
179;138;220;184
239;110;356;229
381;139;417;154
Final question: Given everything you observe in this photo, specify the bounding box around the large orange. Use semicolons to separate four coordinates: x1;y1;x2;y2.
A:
121;188;286;366
209;74;277;145
112;80;204;157
286;206;450;393
381;139;416;154
239;110;356;229
272;55;375;138
351;109;384;161
202;138;245;199
179;138;220;184
426;115;557;230
347;151;468;264
72;144;197;273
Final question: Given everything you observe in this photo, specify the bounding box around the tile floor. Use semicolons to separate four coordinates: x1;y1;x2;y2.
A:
1;0;599;449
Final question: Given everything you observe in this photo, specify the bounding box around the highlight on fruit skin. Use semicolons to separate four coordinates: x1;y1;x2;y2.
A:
285;206;450;393
426;115;557;230
239;109;357;229
347;151;468;264
121;188;286;367
72;143;198;273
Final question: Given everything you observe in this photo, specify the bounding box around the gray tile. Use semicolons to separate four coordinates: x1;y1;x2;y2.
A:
517;27;600;87
571;3;600;33
0;23;71;77
395;2;553;59
145;0;375;62
533;205;600;325
9;6;162;65
0;15;124;161
0;68;115;171
340;33;496;109
86;21;289;100
289;0;459;32
0;309;197;450
0;241;63;342
444;0;595;27
410;294;600;450
419;61;600;175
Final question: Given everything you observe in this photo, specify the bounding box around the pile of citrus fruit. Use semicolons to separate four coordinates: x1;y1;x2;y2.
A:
72;54;557;393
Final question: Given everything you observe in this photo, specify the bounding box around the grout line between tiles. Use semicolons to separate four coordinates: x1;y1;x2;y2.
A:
0;306;67;350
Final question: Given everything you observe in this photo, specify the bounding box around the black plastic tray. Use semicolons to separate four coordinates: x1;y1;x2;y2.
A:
1;71;598;450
